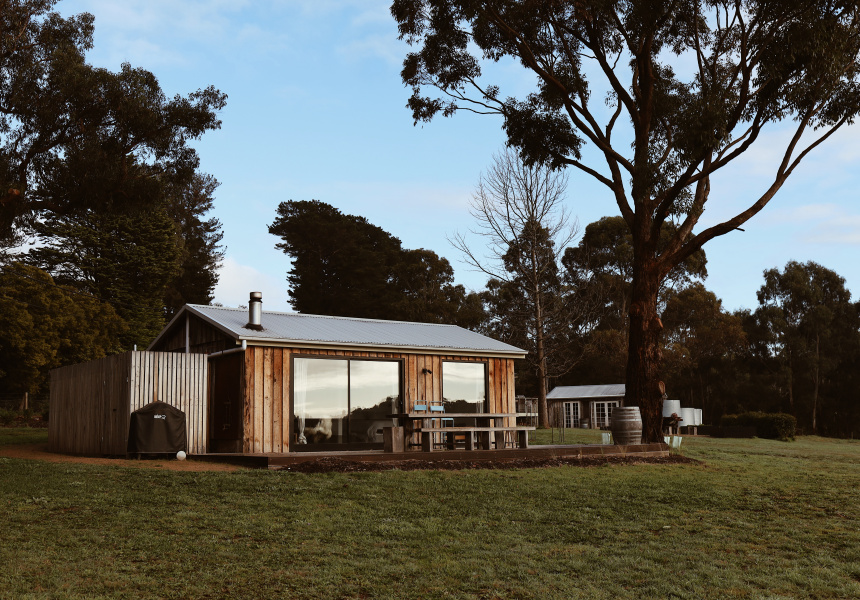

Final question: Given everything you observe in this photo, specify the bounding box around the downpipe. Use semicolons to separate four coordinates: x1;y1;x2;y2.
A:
207;339;247;359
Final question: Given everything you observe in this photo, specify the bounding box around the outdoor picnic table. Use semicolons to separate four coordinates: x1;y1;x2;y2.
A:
387;412;518;423
384;412;533;452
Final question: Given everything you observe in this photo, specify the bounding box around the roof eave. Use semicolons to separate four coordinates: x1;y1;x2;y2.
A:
151;305;527;357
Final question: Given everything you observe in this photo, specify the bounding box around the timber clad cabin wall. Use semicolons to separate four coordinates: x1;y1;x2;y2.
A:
49;351;208;456
241;346;518;454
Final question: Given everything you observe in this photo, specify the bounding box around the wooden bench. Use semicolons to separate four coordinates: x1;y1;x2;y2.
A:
418;426;534;451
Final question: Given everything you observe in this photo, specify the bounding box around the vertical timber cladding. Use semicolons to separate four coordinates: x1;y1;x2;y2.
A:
128;352;208;455
240;346;519;453
242;346;290;454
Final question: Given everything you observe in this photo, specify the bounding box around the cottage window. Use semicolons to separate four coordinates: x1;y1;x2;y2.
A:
441;362;487;413
293;358;400;446
592;401;619;429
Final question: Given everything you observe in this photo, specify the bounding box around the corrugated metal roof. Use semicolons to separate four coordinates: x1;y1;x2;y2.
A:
547;384;626;399
174;305;526;356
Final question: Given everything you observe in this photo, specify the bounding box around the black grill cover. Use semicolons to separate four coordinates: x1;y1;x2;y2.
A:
127;402;187;454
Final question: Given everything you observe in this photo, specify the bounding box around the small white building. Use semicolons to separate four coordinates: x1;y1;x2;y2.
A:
546;384;625;429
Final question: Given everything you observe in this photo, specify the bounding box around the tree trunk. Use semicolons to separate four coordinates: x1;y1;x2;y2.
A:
534;289;550;428
812;333;819;434
537;358;549;428
624;262;664;442
788;350;794;415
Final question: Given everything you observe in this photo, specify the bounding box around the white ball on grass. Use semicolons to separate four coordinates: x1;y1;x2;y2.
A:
176;451;187;461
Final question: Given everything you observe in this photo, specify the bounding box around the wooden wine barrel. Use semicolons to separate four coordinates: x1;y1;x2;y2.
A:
610;407;642;445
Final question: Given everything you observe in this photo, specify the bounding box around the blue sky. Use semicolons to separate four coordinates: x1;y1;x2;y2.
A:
59;0;860;314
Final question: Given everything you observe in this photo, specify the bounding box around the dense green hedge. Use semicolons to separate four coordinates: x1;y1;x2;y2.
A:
721;412;797;441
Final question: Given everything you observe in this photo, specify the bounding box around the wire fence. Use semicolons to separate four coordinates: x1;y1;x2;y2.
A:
0;392;50;413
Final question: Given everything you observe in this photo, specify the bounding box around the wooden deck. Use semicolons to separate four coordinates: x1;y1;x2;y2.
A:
188;442;669;469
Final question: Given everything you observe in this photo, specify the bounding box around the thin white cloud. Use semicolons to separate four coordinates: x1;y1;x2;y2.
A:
337;34;407;66
350;3;393;27
213;256;291;311
760;203;841;225
284;0;389;19
806;215;860;245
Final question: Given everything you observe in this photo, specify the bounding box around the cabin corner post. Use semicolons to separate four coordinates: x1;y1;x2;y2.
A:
242;346;254;453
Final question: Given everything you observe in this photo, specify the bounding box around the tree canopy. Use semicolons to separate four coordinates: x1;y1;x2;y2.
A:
162;173;225;317
0;0;226;237
392;0;860;440
27;205;182;350
269;200;484;328
0;263;124;394
754;261;856;433
0;0;226;366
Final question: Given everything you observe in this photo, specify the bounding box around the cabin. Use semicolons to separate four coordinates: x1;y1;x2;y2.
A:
546;384;626;429
144;293;527;454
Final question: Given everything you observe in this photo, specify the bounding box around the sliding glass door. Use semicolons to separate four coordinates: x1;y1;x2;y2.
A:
293;357;400;448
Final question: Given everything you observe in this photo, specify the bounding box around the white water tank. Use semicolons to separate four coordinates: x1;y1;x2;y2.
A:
679;408;696;427
695;408;703;426
662;399;681;418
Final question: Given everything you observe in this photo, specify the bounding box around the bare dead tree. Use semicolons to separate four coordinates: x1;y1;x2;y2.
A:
451;149;596;427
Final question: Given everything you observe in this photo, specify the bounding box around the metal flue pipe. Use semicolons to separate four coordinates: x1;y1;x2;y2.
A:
246;291;263;330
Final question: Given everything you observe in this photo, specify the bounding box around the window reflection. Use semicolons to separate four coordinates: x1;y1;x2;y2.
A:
349;361;400;443
293;358;400;446
294;358;348;444
442;362;486;415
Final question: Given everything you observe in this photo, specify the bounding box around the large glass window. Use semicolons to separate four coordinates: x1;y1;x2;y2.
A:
293;358;400;447
442;362;486;413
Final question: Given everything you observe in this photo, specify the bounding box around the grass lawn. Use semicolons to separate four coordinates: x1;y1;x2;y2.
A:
0;427;48;446
1;430;858;599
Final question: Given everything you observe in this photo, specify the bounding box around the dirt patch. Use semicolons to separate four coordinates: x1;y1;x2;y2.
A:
1;442;698;474
0;443;240;472
276;454;698;473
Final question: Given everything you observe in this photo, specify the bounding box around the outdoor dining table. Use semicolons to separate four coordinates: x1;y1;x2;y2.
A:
385;412;531;452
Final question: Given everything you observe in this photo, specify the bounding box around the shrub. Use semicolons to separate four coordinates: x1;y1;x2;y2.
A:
721;412;796;441
0;408;15;426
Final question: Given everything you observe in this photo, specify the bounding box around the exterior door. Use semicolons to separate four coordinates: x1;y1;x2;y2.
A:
563;401;580;428
209;353;243;451
592;401;619;429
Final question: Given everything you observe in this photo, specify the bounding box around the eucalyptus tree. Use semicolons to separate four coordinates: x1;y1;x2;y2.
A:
756;261;854;433
393;0;860;440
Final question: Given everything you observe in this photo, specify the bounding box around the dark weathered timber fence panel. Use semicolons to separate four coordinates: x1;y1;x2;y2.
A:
49;351;207;456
